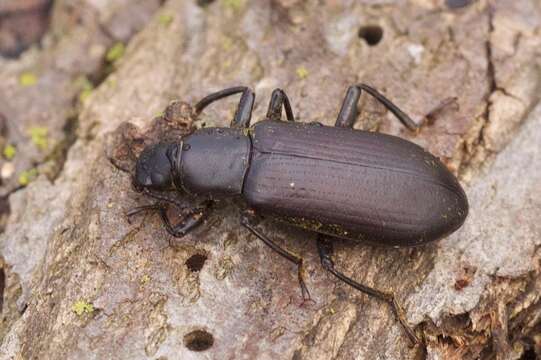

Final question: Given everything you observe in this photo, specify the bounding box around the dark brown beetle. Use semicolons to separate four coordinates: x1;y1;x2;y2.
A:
129;84;469;343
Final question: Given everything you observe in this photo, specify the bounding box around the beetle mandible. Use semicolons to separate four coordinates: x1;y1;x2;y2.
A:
129;84;469;343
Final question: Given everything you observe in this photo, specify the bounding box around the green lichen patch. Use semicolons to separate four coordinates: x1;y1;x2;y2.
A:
3;144;16;160
19;71;38;87
72;300;94;316
75;76;94;103
106;42;126;63
28;126;49;151
18;168;38;186
296;66;309;80
140;274;151;285
223;0;243;11
158;13;174;26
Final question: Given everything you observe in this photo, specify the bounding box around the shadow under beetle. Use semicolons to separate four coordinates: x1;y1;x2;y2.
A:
129;84;469;344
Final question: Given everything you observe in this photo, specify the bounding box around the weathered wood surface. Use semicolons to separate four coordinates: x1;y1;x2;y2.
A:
0;0;540;359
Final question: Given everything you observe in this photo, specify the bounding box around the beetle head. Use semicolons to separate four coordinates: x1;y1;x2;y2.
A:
134;142;177;191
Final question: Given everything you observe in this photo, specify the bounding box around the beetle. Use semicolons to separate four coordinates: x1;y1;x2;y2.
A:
128;84;469;343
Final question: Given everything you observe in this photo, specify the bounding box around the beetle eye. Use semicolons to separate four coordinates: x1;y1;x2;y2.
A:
134;142;175;191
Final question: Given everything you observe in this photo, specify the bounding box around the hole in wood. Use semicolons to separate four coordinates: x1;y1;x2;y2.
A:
185;253;207;272
358;25;383;46
184;329;214;351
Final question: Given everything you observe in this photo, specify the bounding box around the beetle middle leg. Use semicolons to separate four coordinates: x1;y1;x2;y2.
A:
336;83;421;131
266;88;295;122
240;210;313;304
316;236;420;344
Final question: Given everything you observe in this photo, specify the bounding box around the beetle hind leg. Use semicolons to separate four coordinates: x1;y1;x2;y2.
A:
316;235;420;344
241;210;313;305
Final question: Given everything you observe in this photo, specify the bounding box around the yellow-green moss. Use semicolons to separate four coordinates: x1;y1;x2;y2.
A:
18;168;38;186
223;0;243;11
158;13;174;26
19;72;38;87
75;76;94;102
140;274;151;285
28;126;49;151
72;300;94;316
106;42;126;63
3;144;16;160
296;66;309;80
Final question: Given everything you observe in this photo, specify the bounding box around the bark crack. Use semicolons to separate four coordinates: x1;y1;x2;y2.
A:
457;2;496;178
479;2;496;153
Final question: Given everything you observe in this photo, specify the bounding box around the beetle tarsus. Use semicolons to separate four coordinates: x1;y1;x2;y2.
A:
389;296;421;346
241;210;313;304
297;258;315;306
316;236;421;345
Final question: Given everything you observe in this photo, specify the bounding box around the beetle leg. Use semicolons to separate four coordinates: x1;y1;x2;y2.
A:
142;189;191;210
231;88;255;128
158;204;211;238
316;235;421;345
336;84;421;132
126;204;164;223
240;211;313;305
127;201;212;238
335;86;361;128
194;86;255;128
266;88;295;122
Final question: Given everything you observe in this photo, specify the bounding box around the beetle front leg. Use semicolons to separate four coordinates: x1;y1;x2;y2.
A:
158;204;211;238
127;204;165;220
240;210;313;305
194;86;255;128
316;235;420;345
127;201;212;238
266;88;295;122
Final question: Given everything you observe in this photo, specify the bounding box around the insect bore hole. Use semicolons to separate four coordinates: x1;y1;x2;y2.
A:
197;0;216;7
184;329;214;351
185;253;207;272
358;25;383;46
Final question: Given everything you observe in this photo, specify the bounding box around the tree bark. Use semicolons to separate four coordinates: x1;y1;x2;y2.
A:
1;0;540;359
